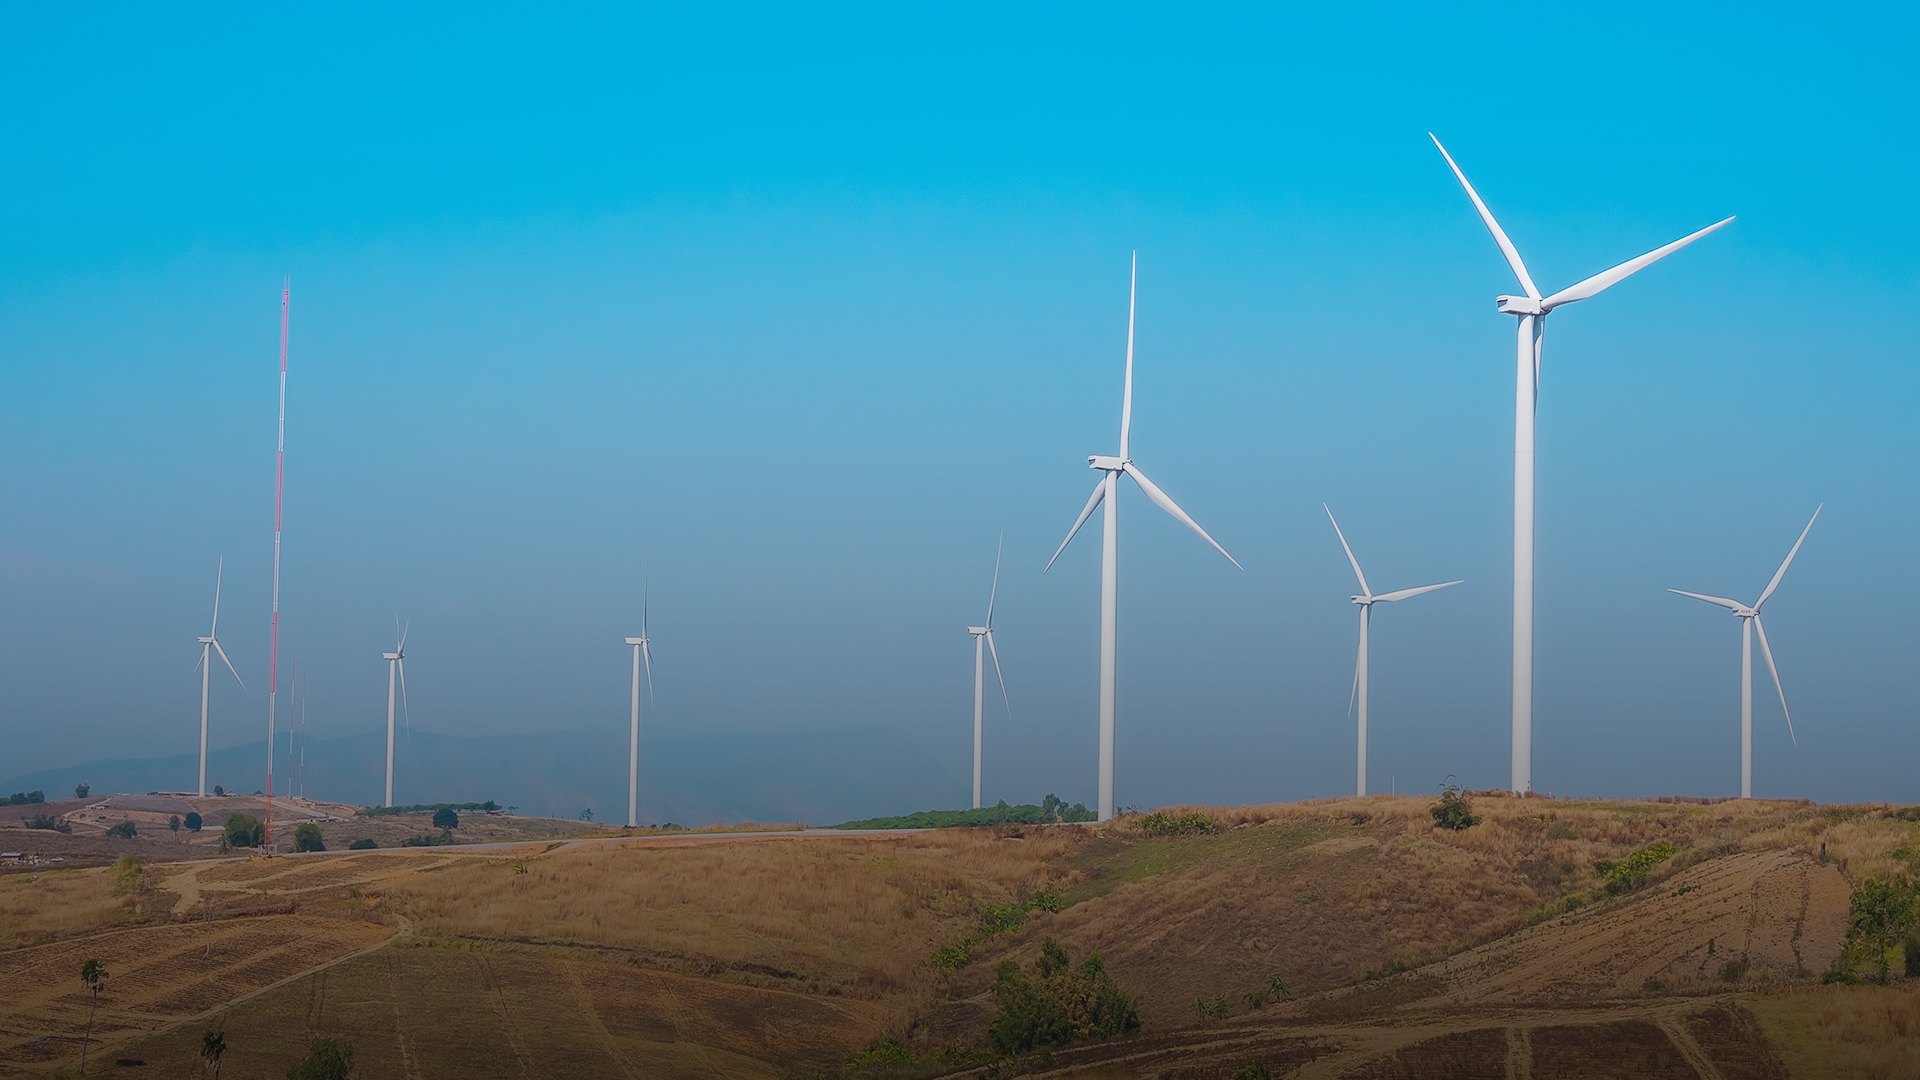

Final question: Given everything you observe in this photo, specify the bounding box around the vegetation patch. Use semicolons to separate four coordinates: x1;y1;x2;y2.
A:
835;794;1094;830
988;937;1139;1054
930;890;1065;970
355;801;500;818
1429;785;1480;831
1596;841;1677;894
1136;810;1217;836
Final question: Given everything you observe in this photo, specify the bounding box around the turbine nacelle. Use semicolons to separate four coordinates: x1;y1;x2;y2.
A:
967;626;988;636
382;652;401;661
1496;295;1546;316
1088;454;1125;471
625;636;647;646
1348;595;1372;607
198;636;215;645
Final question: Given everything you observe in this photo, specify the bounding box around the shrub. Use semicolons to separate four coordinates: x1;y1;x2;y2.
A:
1138;810;1217;836
293;824;326;852
213;785;224;796
110;854;143;898
431;808;459;829
105;821;137;839
8;790;46;805
988;937;1140;1055
169;815;181;834
286;1037;353;1080
1601;842;1677;894
1845;879;1919;983
1191;993;1233;1021
27;813;71;833
184;812;203;832
1234;1066;1273;1080
1429;785;1479;831
348;838;377;850
223;813;264;848
74;783;90;799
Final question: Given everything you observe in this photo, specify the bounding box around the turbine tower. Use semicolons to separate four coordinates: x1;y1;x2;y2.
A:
1323;507;1461;798
1046;254;1241;821
624;596;654;829
966;540;1010;810
1432;134;1732;794
381;622;409;808
193;557;247;796
1670;506;1820;798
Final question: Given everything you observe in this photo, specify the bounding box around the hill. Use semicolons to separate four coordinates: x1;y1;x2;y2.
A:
3;794;1918;1078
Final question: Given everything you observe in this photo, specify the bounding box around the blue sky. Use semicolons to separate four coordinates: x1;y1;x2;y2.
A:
2;3;1915;810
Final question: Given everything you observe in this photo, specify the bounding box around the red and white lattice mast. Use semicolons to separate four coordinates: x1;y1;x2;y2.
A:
264;281;289;852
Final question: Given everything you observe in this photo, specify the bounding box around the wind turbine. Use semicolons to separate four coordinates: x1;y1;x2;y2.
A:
966;540;1011;810
624;595;654;828
1324;506;1461;798
381;621;409;808
1670;505;1820;798
193;557;247;796
1046;254;1241;821
1431;134;1733;794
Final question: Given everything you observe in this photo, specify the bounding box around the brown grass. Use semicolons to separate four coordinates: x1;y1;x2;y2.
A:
1749;983;1920;1080
382;828;1090;1009
0;867;129;947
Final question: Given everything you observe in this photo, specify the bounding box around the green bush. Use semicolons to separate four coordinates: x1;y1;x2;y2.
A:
1191;993;1233;1021
431;808;459;829
834;795;1095;830
27;813;71;833
1845;879;1919;983
184;812;203;832
1138;810;1217;836
1233;1066;1273;1080
348;838;377;850
286;1037;353;1080
105;821;137;839
223;813;264;848
1429;786;1479;831
8;790;46;805
293;824;325;852
1600;842;1677;894
988;938;1140;1055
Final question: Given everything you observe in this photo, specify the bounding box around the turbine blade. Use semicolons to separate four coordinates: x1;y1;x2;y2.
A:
1122;463;1242;569
640;640;655;704
1756;504;1822;609
398;617;410;654
1045;478;1108;572
642;584;649;637
1751;615;1796;746
1540;217;1734;310
1669;589;1745;611
1373;580;1464;603
212;640;248;690
985;533;1002;628
1346;630;1361;721
210;556;224;637
193;645;207;675
1119;252;1137;461
398;657;411;740
1322;504;1371;597
985;629;1010;720
1429;133;1540;300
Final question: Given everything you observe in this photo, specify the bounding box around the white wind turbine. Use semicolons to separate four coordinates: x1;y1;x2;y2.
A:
624;595;655;828
1046;254;1241;821
1432;134;1733;794
966;541;1011;810
1670;506;1820;799
1324;507;1461;798
193;557;247;796
381;621;409;808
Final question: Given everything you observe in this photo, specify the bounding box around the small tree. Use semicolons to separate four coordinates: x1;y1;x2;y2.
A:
79;958;107;1073
1430;784;1480;831
170;814;182;839
1847;879;1919;983
223;813;264;848
579;808;594;822
286;1037;353;1080
201;1030;227;1080
431;808;459;830
185;811;203;832
213;785;225;796
75;782;91;799
106;820;137;839
293;824;326;852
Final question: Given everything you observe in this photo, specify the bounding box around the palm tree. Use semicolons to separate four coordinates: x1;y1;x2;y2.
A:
78;958;107;1073
201;1030;227;1078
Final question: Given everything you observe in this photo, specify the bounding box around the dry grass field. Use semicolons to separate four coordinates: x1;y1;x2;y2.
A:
3;794;1918;1078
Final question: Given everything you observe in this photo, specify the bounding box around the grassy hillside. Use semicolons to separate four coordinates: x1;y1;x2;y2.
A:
5;794;1919;1078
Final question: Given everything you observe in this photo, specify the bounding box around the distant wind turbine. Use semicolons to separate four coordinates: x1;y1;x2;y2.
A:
1046;254;1241;821
624;595;655;828
1432;134;1732;794
381;620;410;808
1670;505;1820;798
966;540;1011;810
1323;507;1461;798
193;557;247;797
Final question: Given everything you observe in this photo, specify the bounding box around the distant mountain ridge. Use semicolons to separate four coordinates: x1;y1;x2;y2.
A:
0;727;964;826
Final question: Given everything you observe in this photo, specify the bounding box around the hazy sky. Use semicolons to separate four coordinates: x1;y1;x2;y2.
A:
2;4;1915;809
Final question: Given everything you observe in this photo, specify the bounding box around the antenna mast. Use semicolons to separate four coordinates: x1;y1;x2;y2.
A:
265;281;289;850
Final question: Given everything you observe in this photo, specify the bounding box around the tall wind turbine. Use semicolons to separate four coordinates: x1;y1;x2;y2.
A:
1046;254;1241;821
1670;505;1820;798
381;622;409;808
1432;134;1732;794
624;596;654;828
194;557;247;796
1324;507;1461;798
966;540;1011;810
